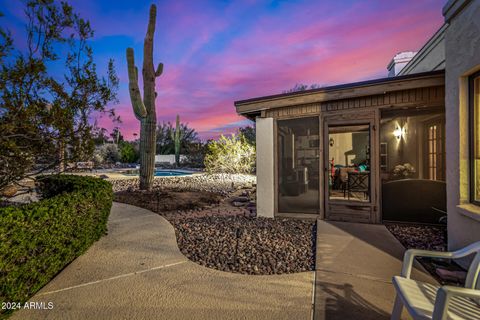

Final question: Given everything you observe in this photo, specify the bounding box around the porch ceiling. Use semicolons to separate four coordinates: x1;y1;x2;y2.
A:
234;70;445;118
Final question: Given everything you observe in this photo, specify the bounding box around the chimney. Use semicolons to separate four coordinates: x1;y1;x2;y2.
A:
387;51;417;77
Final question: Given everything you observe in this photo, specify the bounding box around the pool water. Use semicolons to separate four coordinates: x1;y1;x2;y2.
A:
154;170;192;177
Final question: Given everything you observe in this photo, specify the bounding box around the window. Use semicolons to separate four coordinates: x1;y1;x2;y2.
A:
470;71;480;204
425;120;445;181
428;125;438;180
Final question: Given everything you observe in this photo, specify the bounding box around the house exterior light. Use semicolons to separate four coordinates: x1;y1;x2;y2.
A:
393;126;406;140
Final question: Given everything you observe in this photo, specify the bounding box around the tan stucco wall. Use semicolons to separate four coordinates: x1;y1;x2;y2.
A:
444;0;480;255
256;117;275;218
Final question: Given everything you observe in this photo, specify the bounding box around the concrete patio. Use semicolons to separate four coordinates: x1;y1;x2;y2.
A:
314;220;436;320
11;203;314;320
11;203;435;320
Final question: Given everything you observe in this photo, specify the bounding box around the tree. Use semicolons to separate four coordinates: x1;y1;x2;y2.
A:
239;126;256;147
204;134;255;174
156;122;173;154
283;83;321;93
156;120;200;156
92;144;119;165
0;11;12;63
126;4;163;191
110;127;124;144
0;1;118;190
92;126;109;145
119;141;139;163
182;141;207;168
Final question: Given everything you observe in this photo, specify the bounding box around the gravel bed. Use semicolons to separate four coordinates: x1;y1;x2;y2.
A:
385;223;468;285
114;189;223;213
385;223;447;252
110;173;256;195
172;216;316;275
111;174;315;275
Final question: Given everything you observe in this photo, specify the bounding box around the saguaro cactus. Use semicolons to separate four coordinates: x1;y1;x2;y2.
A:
126;4;163;190
170;114;183;167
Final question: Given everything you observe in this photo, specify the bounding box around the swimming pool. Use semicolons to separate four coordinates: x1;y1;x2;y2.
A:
154;170;192;177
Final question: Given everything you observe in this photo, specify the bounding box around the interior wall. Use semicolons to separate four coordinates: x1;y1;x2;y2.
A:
328;132;369;167
380;117;421;178
329;133;352;166
380;114;444;180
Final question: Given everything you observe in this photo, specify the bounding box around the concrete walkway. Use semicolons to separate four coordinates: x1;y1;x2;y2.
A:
12;203;314;320
314;220;436;320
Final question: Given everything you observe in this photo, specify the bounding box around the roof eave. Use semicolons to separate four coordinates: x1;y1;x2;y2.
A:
235;70;445;117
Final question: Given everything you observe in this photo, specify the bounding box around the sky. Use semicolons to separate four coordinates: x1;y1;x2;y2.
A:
1;0;445;140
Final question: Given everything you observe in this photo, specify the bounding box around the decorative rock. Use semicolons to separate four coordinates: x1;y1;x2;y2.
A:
385;223;446;251
233;196;249;203
170;215;316;275
0;185;18;198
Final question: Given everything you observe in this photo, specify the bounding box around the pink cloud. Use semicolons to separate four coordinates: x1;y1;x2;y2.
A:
84;0;443;141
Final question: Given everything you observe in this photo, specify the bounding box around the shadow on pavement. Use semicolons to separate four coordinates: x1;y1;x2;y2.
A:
316;281;390;320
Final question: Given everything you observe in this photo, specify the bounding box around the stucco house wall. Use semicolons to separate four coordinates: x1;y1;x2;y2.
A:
398;24;446;76
443;0;480;255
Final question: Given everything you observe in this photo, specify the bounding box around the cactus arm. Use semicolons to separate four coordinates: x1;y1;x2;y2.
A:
155;63;163;77
126;48;147;120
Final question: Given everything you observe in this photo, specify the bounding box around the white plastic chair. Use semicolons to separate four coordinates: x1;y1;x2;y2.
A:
391;241;480;320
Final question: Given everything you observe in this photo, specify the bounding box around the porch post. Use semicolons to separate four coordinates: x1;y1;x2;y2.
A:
256;117;275;218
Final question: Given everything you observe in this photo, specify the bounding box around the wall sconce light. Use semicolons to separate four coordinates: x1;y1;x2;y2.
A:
393;126;406;140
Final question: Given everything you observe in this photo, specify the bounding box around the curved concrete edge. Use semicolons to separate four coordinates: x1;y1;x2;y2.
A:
11;202;314;320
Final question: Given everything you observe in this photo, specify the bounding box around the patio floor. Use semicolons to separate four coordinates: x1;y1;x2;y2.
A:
8;202;438;320
10;203;314;320
314;220;436;320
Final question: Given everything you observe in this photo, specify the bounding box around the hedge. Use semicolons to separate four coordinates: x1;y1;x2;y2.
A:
0;175;112;312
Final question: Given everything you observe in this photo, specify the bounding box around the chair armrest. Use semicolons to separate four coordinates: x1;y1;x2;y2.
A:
432;286;480;320
401;249;453;278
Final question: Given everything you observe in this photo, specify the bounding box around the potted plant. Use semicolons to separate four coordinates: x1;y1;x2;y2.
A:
392;163;416;179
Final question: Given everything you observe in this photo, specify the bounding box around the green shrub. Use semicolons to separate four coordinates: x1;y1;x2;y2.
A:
119;141;139;163
0;175;112;314
204;134;255;174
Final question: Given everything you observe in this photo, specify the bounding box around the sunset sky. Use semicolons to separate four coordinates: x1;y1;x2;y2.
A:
1;0;444;140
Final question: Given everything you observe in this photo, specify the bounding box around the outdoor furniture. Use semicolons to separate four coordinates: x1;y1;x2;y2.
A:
282;167;308;196
391;241;480;320
346;171;369;200
382;179;446;223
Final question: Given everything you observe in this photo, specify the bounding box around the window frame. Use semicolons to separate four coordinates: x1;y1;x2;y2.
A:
469;70;480;205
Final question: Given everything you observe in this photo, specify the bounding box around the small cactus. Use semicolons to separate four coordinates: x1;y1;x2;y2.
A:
126;4;163;190
170;114;184;167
